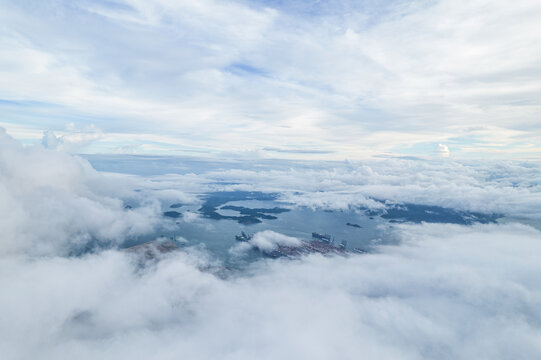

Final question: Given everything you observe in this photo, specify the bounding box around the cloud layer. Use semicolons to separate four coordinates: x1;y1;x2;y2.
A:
1;129;541;359
0;0;540;157
2;223;541;359
124;155;541;221
0;128;160;255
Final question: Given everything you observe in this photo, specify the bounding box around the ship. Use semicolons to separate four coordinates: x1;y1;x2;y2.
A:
312;232;332;242
235;231;252;241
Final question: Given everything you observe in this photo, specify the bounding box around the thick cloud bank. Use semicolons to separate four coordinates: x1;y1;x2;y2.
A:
1;129;541;359
1;223;541;359
0;128;160;255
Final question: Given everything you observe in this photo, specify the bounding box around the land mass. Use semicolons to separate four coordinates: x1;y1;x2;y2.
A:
198;191;289;225
365;202;499;224
163;211;182;218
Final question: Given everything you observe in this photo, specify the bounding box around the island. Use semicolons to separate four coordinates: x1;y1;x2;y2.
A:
198;191;290;225
364;202;500;225
163;211;182;218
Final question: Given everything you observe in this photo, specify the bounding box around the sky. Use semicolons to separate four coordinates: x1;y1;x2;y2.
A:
1;0;540;159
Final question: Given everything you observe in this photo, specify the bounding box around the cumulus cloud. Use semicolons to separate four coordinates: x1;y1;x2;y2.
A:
41;124;103;153
0;127;160;255
1;223;541;359
434;144;450;158
1;131;541;359
250;230;301;251
247;230;301;252
179;211;202;224
229;230;302;257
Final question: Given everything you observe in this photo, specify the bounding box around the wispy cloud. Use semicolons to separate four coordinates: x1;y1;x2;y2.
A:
0;0;540;158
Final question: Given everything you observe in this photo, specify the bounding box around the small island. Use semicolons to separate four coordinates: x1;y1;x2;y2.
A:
163;211;182;218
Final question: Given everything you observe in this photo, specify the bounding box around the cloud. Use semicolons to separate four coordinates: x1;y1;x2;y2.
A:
86;150;541;223
0;0;540;158
0;132;540;359
41;126;103;153
79;148;541;224
0;127;160;255
229;230;302;257
1;223;541;359
156;157;539;219
262;147;335;154
250;230;302;251
434;144;450;158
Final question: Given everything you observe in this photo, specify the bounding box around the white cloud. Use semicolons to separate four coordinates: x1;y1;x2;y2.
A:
0;0;539;157
0;127;161;255
181;211;201;223
1;223;541;359
249;230;301;251
434;144;450;158
41;126;103;153
0;131;540;359
229;231;303;258
149;158;538;219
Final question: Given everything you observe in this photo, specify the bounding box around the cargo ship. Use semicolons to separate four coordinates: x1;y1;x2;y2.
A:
311;232;332;242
